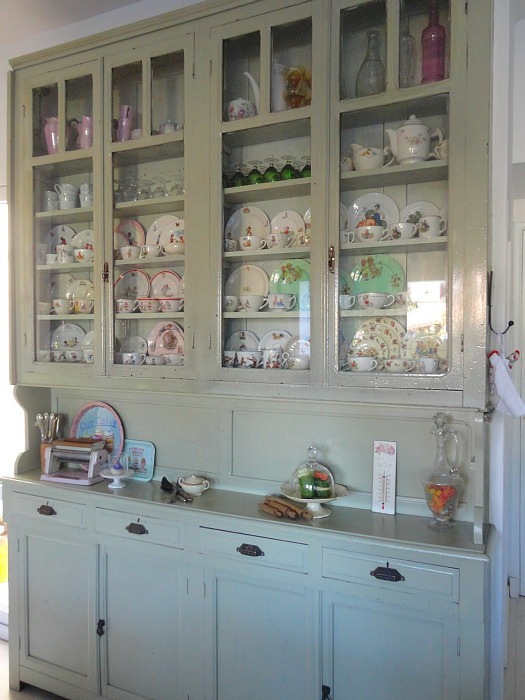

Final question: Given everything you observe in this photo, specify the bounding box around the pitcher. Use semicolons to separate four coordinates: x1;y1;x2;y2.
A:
271;63;287;112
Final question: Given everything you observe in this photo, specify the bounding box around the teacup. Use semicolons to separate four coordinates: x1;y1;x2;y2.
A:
224;238;239;252
145;355;166;365
339;294;355;310
340;230;355;244
348;356;378;372
222;350;237;367
282;352;310;370
53;298;74;315
355;226;389;242
36;301;52;315
115;298;138;313
223;295;241;312
352;146;394;171
74;248;94;263
429;139;449;160
52;350;66;362
265;232;295;249
262;347;283;369
137;297;161;313
56;244;75;264
65;349;82;363
120;245;141;260
236;350;262;368
73;299;94;314
238;294;268;312
140;243;162;258
122;352;146;365
239;234;267;251
159;297;184;313
83;349;95;364
418;357;440;373
268;293;296;311
356;292;395;309
389;222;417;240
384;359;416;373
418;215;447;238
162;240;185;255
164;353;184;366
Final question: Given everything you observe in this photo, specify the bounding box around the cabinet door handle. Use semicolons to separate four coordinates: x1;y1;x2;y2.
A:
126;522;148;535
370;563;405;582
328;245;335;274
97;619;105;637
37;504;56;516
236;543;265;557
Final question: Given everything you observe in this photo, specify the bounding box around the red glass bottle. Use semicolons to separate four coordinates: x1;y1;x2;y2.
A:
421;0;445;84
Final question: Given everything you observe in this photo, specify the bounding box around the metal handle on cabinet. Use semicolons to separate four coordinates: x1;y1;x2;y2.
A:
237;543;265;557
37;504;56;516
96;619;105;637
370;562;405;582
126;522;148;535
328;245;335;274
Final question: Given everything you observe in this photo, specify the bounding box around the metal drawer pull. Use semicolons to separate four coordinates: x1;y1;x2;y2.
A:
237;543;265;557
126;522;148;535
370;563;405;582
37;504;56;516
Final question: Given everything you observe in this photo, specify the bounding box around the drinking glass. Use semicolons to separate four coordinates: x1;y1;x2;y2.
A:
280;155;297;180
264;157;281;182
246;160;265;185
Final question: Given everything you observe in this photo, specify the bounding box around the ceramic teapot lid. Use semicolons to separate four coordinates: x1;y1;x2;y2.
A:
403;114;423;126
181;474;205;485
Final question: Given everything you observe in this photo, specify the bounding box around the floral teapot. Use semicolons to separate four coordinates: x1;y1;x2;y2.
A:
385;114;443;164
228;72;260;121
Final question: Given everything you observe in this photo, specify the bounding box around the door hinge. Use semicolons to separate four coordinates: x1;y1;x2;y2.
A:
457;637;461;656
102;261;109;282
465;2;468;14
209;58;212;76
461;334;464;352
23;104;26;117
208;334;212;350
97;619;105;637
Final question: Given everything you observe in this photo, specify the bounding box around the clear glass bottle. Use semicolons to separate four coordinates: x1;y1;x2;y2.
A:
356;29;385;98
421;0;446;84
399;1;416;88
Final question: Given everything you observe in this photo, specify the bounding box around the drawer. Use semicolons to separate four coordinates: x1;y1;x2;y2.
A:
12;492;86;528
95;508;182;549
322;548;459;603
199;527;308;573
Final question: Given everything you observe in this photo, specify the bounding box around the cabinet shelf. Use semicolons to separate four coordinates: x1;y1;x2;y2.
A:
36;261;94;271
339;237;448;256
223;310;309;319
31;151;93;171
339;87;450;125
224;178;311;205
114;256;185;268
340;161;447;192
223;116;310;149
114;194;185;218
112;135;184;165
35;207;94;223
223;247;310;263
340;308;406;318
116;312;184;320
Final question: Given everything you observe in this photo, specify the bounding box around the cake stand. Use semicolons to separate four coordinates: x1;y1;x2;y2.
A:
280;483;347;518
100;468;134;489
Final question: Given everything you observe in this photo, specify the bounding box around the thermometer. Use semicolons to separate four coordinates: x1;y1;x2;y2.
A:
372;440;397;514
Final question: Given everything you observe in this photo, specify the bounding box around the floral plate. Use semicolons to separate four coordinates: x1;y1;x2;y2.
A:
71;229;94;250
269;259;310;295
350;254;405;295
145;215;180;246
270;210;305;238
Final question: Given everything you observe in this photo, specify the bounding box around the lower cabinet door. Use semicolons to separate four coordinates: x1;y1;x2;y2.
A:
20;528;99;693
204;569;319;700
99;544;187;700
322;592;460;700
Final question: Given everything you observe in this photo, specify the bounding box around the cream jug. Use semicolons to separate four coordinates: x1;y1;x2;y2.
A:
385;114;443;164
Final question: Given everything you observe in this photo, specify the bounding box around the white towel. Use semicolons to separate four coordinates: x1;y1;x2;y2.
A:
489;352;525;417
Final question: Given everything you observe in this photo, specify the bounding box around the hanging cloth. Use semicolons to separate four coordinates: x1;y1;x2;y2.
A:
488;350;525;417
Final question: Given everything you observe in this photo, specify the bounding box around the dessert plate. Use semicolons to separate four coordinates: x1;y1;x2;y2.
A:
119;336;148;353
71;229;94;250
67;279;94;299
403;334;447;359
224;264;269;296
303;208;311;236
224;206;270;241
46;224;76;252
350;254;405;295
81;330;95;350
339;269;352;295
150;270;181;297
225;330;260;351
399;201;439;226
114;269;150;299
269;259;310;294
146;215;181;245
70;400;124;468
114;219;145;249
147;321;185;356
258;329;292;350
283;335;310;357
339;202;349;232
50;322;86;350
270;210;305;237
348;331;393;360
50;273;76;300
159;218;185;248
349;193;399;230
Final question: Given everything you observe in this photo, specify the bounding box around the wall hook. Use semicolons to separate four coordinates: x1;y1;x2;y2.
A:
488;270;514;335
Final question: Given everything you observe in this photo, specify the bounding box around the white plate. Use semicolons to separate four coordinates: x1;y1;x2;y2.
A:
114;269;150;299
71;229;94;250
145;215;180;246
349;193;400;231
81;330;95;350
339;203;349;232
270;210;305;237
179;276;185;294
399;200;439;226
258;330;292;351
224;206;270;241
120;335;148;353
50;273;76;299
403;334;447;359
114;219;146;249
150;270;181;298
45;225;76;253
67;279;94;299
303;208;311;234
224;264;269;296
283;335;310;357
50;322;86;350
147;321;185;356
225;330;260;351
159;219;185;248
348;331;393;360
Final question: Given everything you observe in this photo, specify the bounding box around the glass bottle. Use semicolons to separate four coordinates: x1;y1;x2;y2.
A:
399;1;416;88
355;29;385;98
421;0;446;84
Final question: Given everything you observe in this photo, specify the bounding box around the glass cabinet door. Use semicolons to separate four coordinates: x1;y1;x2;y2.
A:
106;38;191;375
331;0;456;388
212;5;315;381
29;61;100;374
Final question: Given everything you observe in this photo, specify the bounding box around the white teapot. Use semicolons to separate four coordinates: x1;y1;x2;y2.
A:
227;72;260;121
178;474;210;496
385;114;443;164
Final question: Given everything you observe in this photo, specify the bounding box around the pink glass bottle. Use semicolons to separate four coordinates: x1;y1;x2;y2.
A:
421;0;445;84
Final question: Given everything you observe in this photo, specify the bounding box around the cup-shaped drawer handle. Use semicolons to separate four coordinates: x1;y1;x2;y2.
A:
370;563;405;582
126;522;148;535
236;543;265;557
37;504;56;516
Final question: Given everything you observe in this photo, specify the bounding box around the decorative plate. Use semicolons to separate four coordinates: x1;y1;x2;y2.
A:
146;215;180;246
339;202;349;232
71;229;94;250
120;439;155;481
270;210;305;237
159;219;185;248
67;279;94;300
70;400;124;468
350;254;405;295
224;264;270;296
358;315;407;341
224;206;270;241
45;225;76;252
258;329;292;351
50;273;76;300
119;336;148;353
225;330;260;351
348;193;400;231
339;270;352;295
303;208;311;235
81;330;95;350
283;335;310;357
50;322;86;351
147;321;185;356
403;334;447;359
114;269;150;299
150;270;181;298
114;219;146;249
399;201;439;226
269;259;311;295
348;331;393;360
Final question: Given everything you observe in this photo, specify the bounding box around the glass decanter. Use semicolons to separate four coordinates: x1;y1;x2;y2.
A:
421;412;463;529
356;29;385;98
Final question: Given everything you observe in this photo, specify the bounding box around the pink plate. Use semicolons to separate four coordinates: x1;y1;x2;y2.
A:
150;270;181;298
70;401;124;468
147;321;185;356
114;219;146;249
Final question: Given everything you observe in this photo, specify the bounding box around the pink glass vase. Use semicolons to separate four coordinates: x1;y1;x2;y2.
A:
78;115;93;149
421;0;446;84
44;117;59;155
